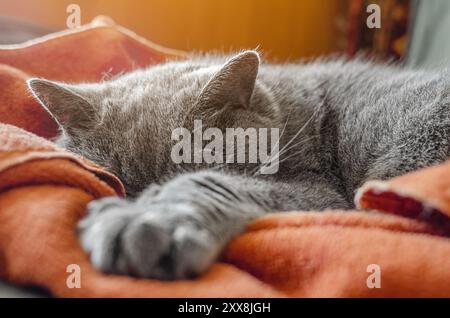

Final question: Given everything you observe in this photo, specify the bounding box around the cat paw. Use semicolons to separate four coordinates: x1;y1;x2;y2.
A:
78;197;220;280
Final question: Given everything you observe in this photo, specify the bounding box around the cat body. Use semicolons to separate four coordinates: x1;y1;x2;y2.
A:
28;51;450;279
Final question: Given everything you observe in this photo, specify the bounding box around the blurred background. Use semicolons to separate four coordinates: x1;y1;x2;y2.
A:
0;0;348;60
0;0;416;62
1;0;450;65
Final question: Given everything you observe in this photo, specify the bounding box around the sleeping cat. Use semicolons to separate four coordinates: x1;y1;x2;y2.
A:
28;51;450;280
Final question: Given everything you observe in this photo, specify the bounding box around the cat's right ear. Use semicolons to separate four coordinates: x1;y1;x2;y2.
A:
197;50;260;110
28;78;96;132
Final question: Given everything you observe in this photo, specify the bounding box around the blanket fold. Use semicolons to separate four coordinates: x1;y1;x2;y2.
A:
0;16;185;139
0;17;449;298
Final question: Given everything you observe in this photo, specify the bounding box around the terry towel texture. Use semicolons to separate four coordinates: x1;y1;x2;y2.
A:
0;17;449;297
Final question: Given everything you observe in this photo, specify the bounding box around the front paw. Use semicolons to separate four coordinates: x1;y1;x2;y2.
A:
78;198;221;280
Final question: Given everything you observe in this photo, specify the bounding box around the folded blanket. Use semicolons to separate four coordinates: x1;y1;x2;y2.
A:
0;16;185;139
0;17;449;297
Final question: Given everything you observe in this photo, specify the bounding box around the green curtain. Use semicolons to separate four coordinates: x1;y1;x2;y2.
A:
407;0;450;69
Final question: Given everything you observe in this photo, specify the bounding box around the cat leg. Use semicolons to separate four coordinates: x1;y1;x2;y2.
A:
79;170;348;279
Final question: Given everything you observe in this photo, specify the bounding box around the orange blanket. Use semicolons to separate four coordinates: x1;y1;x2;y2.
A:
0;16;184;139
0;17;449;297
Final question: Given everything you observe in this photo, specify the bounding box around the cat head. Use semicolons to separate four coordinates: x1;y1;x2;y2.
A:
28;50;281;196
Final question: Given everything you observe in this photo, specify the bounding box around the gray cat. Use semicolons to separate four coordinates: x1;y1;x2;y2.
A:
28;51;450;280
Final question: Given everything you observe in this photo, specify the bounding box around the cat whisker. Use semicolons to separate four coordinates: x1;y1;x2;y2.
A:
252;108;320;176
246;110;294;176
252;134;317;176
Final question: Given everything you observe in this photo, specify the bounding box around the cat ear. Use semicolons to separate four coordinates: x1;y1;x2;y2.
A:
28;78;96;131
198;50;260;109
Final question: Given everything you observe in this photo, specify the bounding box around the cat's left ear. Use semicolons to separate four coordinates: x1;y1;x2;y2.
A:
28;78;97;132
197;50;260;109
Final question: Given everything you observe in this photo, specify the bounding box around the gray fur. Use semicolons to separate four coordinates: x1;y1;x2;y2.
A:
28;51;450;279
